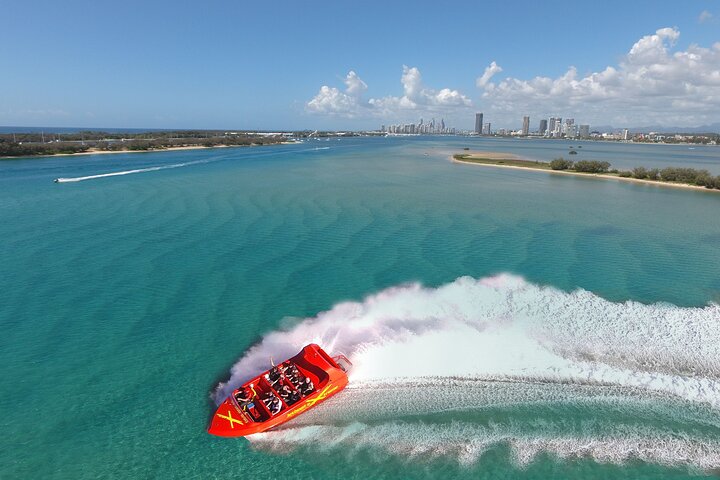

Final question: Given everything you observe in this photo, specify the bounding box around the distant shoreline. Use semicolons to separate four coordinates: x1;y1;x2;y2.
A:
451;151;720;194
0;142;297;160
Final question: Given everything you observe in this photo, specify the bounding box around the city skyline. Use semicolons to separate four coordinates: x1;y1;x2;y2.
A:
1;2;719;130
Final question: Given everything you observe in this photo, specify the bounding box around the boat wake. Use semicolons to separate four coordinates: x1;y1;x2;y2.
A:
214;274;720;469
53;143;348;183
54;158;213;183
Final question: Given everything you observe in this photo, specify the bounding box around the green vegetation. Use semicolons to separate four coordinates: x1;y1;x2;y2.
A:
453;154;551;169
0;130;289;158
548;158;612;173
573;160;611;173
454;153;720;191
0;142;91;157
550;158;573;170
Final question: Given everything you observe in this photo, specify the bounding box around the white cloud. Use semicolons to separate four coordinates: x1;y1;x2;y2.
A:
395;65;472;107
344;70;367;96
306;28;720;128
476;61;503;87
699;10;713;23
478;27;720;127
306;70;368;117
307;66;471;119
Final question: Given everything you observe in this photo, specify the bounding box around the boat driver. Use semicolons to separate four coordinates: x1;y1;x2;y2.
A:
234;387;253;405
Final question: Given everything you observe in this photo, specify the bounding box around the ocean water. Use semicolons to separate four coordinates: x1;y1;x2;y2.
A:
1;137;720;479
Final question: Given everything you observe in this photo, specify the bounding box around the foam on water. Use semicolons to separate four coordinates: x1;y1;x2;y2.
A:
213;274;720;468
251;422;720;470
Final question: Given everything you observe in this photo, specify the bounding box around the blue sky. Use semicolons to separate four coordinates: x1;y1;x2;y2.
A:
1;0;719;130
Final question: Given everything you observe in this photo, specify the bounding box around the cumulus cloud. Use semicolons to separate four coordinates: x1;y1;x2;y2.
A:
476;61;503;88
306;28;720;127
370;66;472;113
306;70;368;117
478;27;720;127
307;66;471;118
344;70;368;96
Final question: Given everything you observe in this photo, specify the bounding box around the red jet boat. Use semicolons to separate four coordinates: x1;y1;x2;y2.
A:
208;344;351;437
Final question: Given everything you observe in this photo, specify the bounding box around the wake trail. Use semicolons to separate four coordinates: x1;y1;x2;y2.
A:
213;274;720;468
53;144;333;183
54;158;214;183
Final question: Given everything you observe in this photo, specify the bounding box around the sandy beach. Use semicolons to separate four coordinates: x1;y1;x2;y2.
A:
452;151;720;194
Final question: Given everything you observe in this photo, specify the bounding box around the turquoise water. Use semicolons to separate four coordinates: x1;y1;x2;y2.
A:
2;137;720;479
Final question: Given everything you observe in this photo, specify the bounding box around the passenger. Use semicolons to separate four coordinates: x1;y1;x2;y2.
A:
265;367;282;389
262;393;282;415
288;390;301;404
277;385;292;403
285;370;299;383
299;377;314;396
267;366;281;383
284;364;299;377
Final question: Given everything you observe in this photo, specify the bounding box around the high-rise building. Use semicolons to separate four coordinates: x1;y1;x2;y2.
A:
622;128;630;141
579;125;590;139
539;119;548;136
522;116;530;136
484;123;491;135
475;113;484;135
548;117;557;136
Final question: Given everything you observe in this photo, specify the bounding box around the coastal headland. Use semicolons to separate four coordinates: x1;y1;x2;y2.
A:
452;151;720;193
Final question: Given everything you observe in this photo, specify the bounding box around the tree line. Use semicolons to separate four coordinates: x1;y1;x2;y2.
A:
0;141;90;157
0;132;287;157
549;158;720;190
